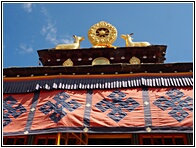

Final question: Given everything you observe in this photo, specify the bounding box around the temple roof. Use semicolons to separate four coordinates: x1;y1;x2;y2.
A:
3;62;193;93
37;45;167;66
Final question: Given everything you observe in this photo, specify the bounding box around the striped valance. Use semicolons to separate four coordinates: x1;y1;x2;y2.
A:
3;73;193;93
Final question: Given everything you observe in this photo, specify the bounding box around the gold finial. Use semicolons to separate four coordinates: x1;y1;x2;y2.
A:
63;58;73;66
92;57;110;65
129;56;140;64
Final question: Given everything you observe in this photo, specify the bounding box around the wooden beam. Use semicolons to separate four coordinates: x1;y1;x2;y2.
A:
57;133;61;145
88;133;132;139
71;133;87;145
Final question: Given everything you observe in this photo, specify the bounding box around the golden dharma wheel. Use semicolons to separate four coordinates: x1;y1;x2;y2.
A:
88;21;117;46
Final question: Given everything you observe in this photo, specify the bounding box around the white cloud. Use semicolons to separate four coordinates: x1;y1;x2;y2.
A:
41;7;50;20
22;3;33;13
18;44;33;54
41;22;58;44
60;37;74;44
40;7;73;45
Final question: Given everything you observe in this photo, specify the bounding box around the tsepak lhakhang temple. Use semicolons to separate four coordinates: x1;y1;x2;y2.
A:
3;21;193;145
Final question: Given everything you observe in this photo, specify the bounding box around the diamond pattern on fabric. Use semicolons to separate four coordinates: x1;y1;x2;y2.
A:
39;91;82;123
168;106;189;122
95;90;140;122
108;90;126;102
153;88;193;122
3;96;27;127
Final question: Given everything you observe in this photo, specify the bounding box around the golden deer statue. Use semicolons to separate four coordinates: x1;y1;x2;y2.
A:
55;35;85;50
121;33;150;47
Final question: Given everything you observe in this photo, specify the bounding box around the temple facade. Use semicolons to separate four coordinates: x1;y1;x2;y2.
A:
3;21;193;145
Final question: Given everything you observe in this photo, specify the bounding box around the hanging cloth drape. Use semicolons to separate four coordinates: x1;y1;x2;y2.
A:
3;87;193;136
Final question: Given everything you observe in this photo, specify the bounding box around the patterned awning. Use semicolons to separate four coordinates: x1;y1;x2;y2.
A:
3;87;193;136
3;73;193;93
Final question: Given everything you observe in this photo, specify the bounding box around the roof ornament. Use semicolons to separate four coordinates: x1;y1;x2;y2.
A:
88;21;117;48
129;56;140;64
63;58;73;66
121;33;151;47
55;35;84;50
92;57;110;65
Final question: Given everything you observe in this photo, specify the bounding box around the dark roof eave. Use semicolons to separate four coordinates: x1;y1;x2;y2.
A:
3;62;193;77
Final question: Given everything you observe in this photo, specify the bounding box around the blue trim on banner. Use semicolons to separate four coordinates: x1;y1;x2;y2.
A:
24;90;40;132
142;86;152;127
83;90;93;127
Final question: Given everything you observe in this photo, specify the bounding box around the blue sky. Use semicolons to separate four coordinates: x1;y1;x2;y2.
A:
3;2;194;68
